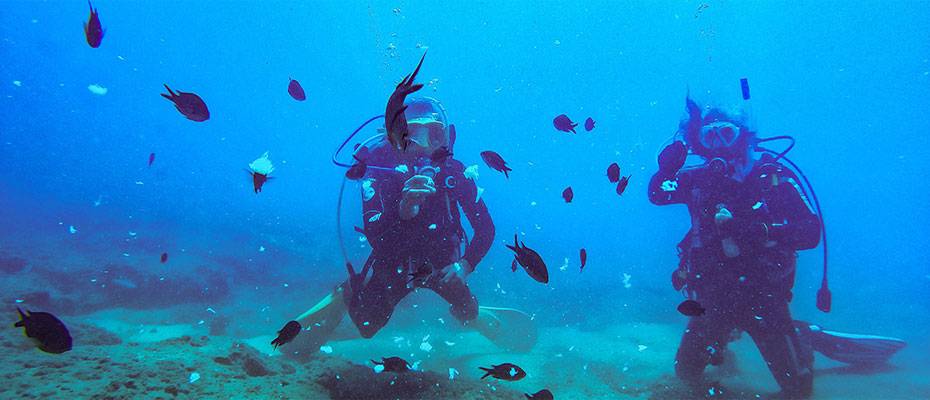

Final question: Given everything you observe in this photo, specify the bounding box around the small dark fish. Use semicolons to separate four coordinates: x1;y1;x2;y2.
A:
14;308;72;354
346;162;367;180
525;389;554;400
658;140;687;172
160;252;168;264
271;320;301;350
287;78;306;101
407;262;432;285
385;52;427;151
161;84;210;122
251;172;269;193
616;175;631;196
506;234;549;284
677;299;705;317
372;356;411;373
148;152;155;167
479;363;526;381
553;114;577;134
430;146;453;164
346;152;368;180
580;248;587;272
83;1;105;48
480;150;512;178
562;186;573;203
584;117;595;132
606;163;620;183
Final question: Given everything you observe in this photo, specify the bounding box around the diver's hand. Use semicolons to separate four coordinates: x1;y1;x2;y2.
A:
658;141;687;173
439;260;471;284
400;175;436;219
403;175;437;200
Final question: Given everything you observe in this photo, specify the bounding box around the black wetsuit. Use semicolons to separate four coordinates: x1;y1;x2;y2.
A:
345;142;495;338
648;153;821;398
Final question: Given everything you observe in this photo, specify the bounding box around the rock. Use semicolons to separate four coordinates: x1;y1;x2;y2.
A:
243;357;270;377
0;255;27;274
71;323;122;346
317;361;525;400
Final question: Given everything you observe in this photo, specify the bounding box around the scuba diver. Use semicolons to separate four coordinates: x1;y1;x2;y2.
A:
341;96;494;338
649;94;906;398
649;97;820;398
275;96;536;355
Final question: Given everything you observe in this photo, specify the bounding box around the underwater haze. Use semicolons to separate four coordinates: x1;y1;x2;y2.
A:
1;1;929;399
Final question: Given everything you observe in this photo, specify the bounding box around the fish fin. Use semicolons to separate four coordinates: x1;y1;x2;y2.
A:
14;307;26;327
370;359;381;365
406;83;424;95
88;0;94;12
408;51;427;86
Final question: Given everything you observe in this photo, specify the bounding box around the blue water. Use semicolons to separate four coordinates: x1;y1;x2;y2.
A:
2;1;929;398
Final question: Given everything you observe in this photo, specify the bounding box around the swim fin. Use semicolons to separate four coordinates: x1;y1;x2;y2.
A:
796;321;907;366
284;284;348;359
471;306;538;353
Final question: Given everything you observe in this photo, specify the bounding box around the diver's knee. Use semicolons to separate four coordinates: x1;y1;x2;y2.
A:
357;323;380;339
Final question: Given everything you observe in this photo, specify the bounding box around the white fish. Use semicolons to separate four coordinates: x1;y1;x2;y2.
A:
87;84;108;95
188;372;200;383
448;367;459;381
623;273;632;289
319;345;333;354
68;225;77;234
637;344;648;352
12;80;22;87
419;341;432;352
248;151;275;175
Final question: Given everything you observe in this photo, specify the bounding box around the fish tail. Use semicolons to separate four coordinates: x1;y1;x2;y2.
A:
503;234;518;251
88;0;94;12
407;83;424;95
161;84;176;99
504;166;511;179
478;367;492;379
